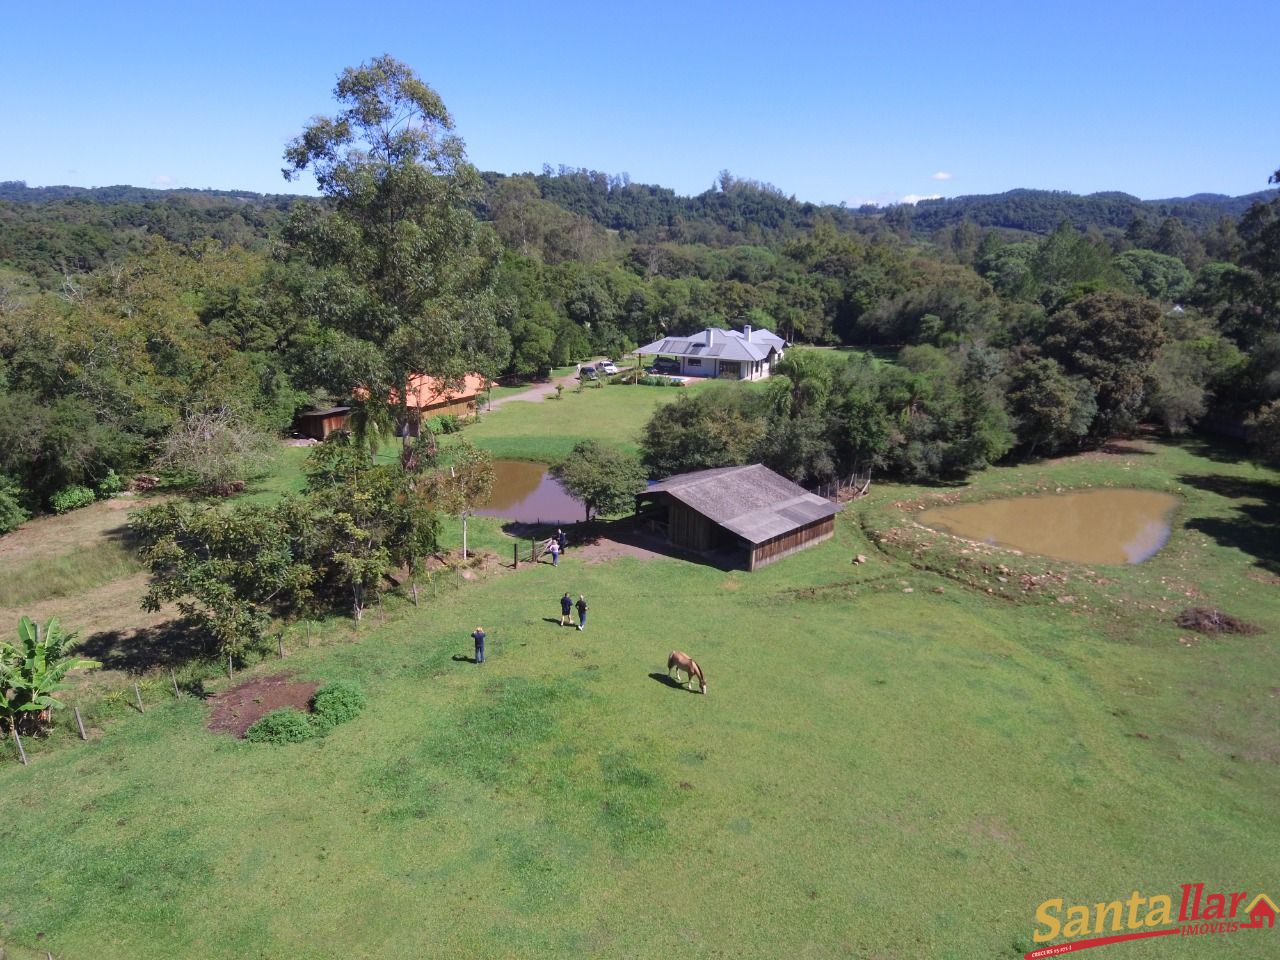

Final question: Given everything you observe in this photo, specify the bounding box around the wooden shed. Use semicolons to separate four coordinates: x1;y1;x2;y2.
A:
294;406;351;441
636;464;841;570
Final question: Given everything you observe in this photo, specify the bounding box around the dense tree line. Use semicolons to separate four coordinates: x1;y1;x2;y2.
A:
2;60;1279;528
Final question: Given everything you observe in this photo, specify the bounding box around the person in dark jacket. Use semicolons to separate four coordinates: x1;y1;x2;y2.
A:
559;592;573;627
471;626;486;664
575;595;588;631
556;528;567;553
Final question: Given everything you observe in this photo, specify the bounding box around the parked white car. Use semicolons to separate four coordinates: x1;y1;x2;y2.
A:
599;360;619;375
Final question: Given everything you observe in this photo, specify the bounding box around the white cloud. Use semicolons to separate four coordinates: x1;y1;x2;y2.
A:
900;194;942;205
930;171;953;181
152;174;178;187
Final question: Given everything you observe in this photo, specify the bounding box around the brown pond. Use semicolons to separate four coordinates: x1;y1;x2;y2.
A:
917;488;1181;565
474;460;584;524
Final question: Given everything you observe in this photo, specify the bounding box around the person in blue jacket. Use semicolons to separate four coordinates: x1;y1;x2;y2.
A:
471;626;486;664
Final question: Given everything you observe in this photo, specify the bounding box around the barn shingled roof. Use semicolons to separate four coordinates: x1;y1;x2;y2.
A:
642;464;841;545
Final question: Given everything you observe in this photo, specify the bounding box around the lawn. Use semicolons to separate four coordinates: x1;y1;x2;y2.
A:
464;378;713;461
1;430;1277;959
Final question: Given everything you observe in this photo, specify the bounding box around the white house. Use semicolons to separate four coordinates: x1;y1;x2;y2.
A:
634;325;786;381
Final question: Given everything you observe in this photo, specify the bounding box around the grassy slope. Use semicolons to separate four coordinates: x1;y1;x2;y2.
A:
0;425;1276;958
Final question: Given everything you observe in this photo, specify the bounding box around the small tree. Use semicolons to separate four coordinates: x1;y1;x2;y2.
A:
552;441;647;521
157;407;277;495
134;498;319;654
1;617;100;733
429;440;493;559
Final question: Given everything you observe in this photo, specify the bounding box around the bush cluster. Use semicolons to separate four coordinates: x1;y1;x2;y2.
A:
245;708;315;744
244;680;366;744
0;476;30;535
309;680;366;734
96;469;125;497
50;485;96;514
636;375;680;387
430;414;463;434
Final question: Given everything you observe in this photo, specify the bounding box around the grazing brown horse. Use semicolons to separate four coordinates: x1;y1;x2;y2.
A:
667;650;707;694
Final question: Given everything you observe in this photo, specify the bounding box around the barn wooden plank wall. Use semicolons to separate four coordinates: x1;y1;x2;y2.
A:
749;517;835;571
669;501;713;552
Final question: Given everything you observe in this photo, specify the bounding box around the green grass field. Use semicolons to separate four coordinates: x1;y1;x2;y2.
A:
465;379;709;461
1;392;1277;959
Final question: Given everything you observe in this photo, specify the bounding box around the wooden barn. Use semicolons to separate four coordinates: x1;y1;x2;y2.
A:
293;406;351;440
635;464;841;570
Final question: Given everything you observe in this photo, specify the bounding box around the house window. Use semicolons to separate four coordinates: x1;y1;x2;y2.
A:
687;358;702;367
718;360;742;378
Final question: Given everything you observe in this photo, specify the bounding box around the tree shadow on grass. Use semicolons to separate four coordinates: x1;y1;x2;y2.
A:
1179;473;1280;574
1171;433;1253;466
1097;440;1157;457
77;619;212;674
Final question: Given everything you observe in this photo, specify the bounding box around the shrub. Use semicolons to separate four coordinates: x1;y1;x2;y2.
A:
50;484;96;514
96;469;125;498
310;680;366;734
434;414;463;434
0;476;29;535
245;708;316;744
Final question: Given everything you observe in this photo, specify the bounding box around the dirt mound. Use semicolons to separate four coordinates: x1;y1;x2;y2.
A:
1174;607;1261;636
207;672;320;738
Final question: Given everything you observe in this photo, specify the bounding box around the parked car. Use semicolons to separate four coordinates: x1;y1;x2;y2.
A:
647;357;679;374
579;365;598;380
599;360;619;375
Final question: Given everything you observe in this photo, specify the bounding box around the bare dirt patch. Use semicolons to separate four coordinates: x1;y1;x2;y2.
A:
1174;607;1261;635
575;536;666;563
206;673;320;738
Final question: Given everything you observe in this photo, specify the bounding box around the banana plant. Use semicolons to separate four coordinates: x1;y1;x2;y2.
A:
0;617;101;729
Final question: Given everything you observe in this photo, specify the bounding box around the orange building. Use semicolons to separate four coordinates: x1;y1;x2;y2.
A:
394;373;496;434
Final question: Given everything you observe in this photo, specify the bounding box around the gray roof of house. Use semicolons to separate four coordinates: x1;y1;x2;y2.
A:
635;328;783;363
642;464;841;545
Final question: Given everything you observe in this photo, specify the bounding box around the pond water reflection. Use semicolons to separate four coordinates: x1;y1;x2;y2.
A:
918;488;1181;565
474;460;584;524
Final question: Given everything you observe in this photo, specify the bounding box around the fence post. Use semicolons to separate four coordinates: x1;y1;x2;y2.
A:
171;669;181;697
74;706;88;740
227;654;234;680
278;635;285;659
12;728;27;765
133;682;145;714
513;543;519;569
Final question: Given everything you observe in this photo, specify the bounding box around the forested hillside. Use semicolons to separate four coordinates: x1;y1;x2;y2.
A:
1;60;1278;527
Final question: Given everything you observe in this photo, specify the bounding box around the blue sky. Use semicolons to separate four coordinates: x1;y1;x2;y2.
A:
3;0;1275;205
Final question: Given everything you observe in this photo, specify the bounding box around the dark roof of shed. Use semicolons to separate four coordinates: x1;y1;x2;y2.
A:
642;464;841;545
297;406;351;418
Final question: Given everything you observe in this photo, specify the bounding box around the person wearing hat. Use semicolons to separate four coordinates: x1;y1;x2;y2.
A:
471;626;486;664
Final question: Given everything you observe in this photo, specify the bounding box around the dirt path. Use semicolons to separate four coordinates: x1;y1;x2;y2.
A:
487;361;606;410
